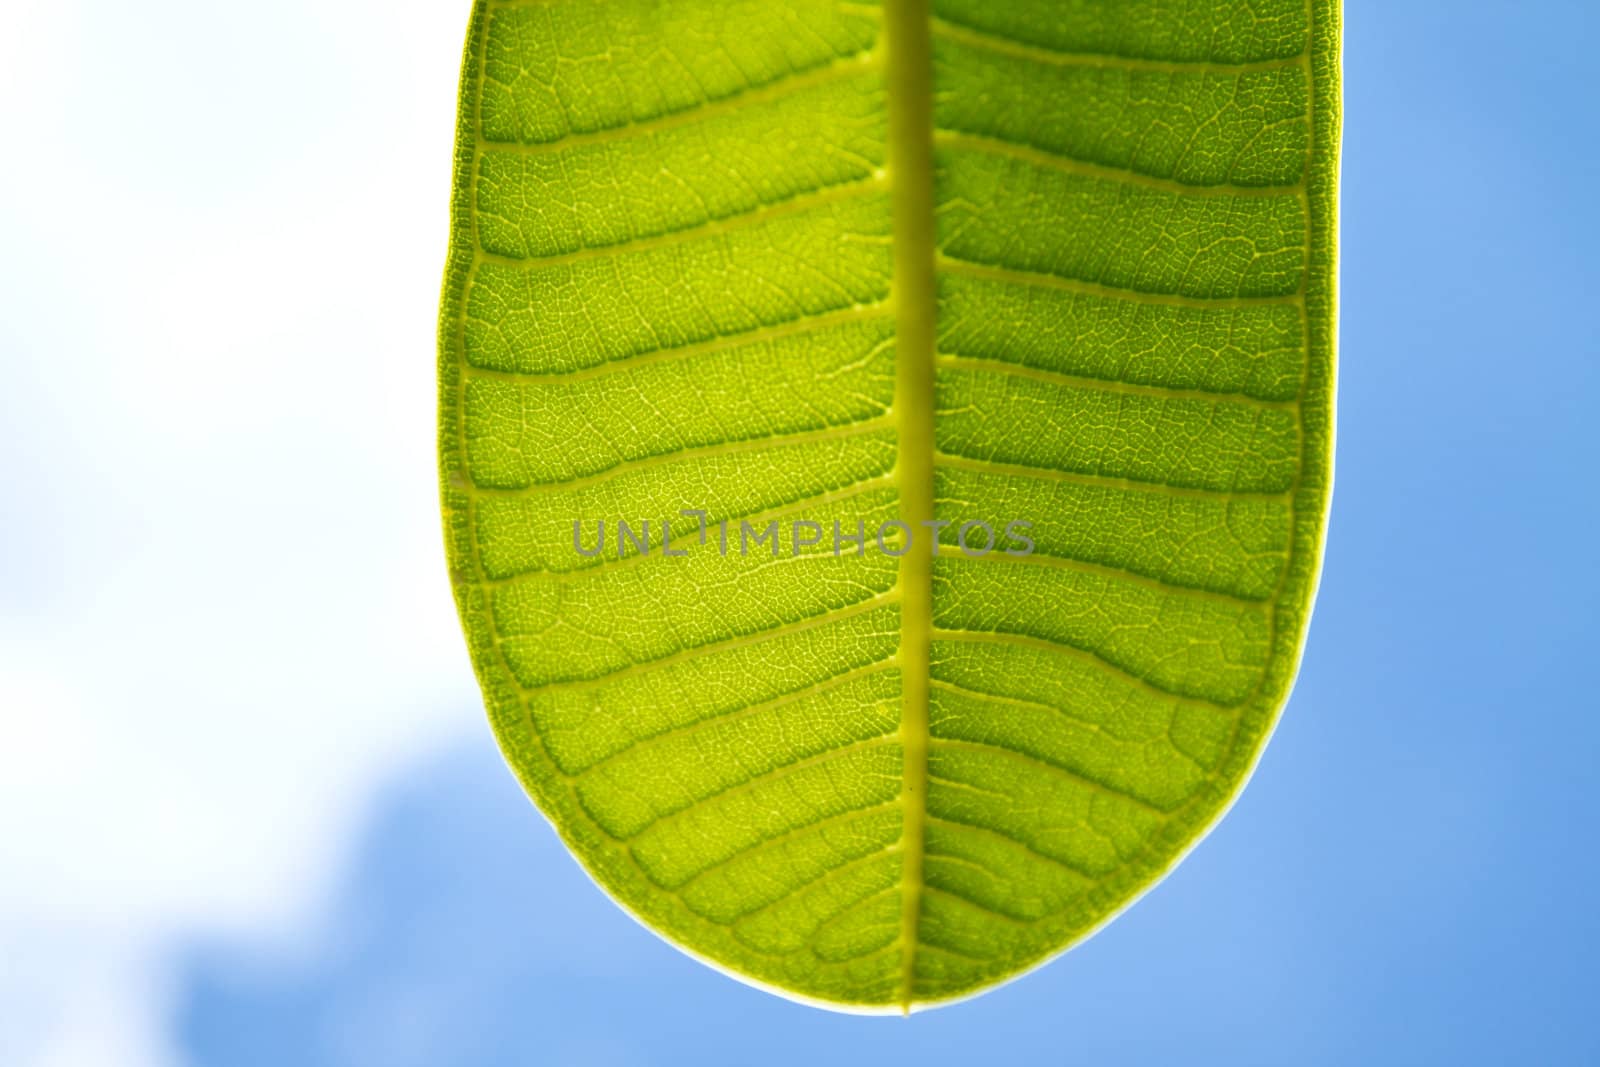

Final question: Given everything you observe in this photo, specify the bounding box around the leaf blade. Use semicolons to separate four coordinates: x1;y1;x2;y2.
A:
440;0;1339;1011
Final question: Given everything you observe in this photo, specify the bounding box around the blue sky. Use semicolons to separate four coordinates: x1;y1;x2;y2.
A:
4;2;1597;1064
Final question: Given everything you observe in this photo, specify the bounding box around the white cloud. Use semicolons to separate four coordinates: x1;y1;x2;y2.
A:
0;0;482;1061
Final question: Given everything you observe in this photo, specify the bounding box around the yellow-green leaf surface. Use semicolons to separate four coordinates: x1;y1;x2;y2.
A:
439;0;1339;1011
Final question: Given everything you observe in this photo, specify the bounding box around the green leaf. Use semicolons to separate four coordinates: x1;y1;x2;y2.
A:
439;0;1339;1011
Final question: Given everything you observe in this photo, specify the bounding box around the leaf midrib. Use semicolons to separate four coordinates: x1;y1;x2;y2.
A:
883;0;936;1013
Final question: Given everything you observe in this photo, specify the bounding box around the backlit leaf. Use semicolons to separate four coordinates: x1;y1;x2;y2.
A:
439;0;1339;1011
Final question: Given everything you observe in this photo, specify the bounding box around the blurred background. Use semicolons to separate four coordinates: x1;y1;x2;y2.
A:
2;1;1596;1064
